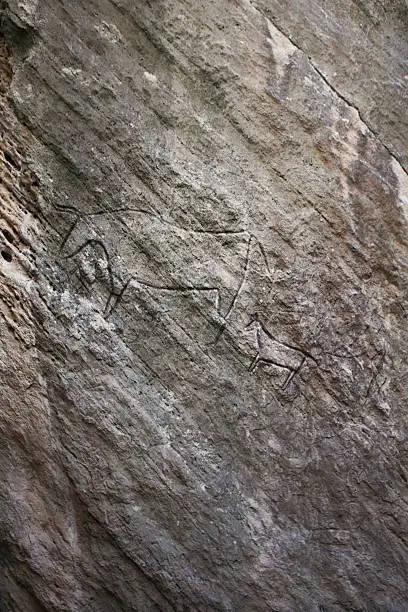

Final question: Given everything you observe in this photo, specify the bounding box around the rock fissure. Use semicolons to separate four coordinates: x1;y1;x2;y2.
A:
252;0;408;177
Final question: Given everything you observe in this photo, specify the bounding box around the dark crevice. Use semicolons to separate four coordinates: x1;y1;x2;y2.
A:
2;228;14;244
0;3;37;61
3;149;20;170
1;248;12;261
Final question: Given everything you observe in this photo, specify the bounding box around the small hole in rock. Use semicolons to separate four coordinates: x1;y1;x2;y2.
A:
1;249;12;262
2;229;13;244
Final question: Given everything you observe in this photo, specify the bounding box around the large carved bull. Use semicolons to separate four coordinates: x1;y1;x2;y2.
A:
61;207;270;319
61;207;312;384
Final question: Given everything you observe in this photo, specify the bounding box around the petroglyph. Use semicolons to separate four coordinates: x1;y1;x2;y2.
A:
59;205;315;378
62;208;271;319
244;316;308;388
60;207;311;376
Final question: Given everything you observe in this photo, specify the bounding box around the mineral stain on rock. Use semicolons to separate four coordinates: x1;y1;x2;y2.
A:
0;0;408;610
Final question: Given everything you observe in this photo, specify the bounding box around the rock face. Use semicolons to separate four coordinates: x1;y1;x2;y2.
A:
0;0;408;609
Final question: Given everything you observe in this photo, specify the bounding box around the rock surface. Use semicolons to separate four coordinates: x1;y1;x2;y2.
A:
0;0;408;609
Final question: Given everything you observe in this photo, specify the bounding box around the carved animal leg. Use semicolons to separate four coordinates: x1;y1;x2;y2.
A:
249;352;260;372
282;357;306;389
213;235;253;344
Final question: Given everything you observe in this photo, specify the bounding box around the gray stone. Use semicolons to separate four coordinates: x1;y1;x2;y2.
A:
0;0;407;609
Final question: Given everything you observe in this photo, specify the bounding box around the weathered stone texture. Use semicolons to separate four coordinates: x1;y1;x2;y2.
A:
0;0;408;610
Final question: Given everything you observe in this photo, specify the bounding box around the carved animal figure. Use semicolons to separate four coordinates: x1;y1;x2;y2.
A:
245;317;307;387
62;208;271;319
